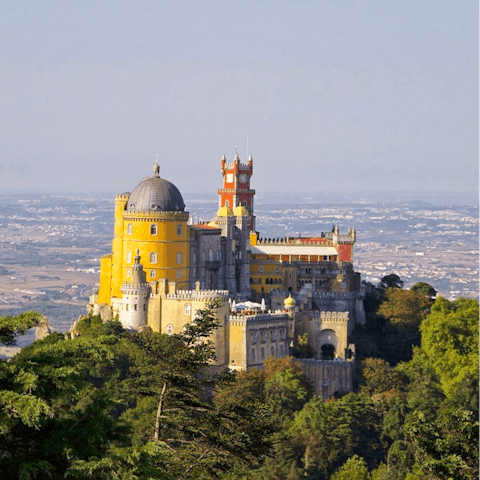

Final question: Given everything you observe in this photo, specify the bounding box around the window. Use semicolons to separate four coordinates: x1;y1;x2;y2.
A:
125;304;129;311
261;347;265;360
341;280;347;289
208;249;213;262
184;304;191;316
202;251;205;262
193;253;197;264
215;251;219;260
127;223;133;235
150;270;156;279
150;252;157;264
166;324;173;335
177;224;182;236
242;200;247;206
192;268;196;278
134;304;137;311
143;304;147;311
176;269;181;279
225;199;230;207
126;268;131;278
201;267;205;277
127;251;132;263
259;265;264;272
176;252;182;264
275;266;279;273
270;346;275;356
279;344;284;356
150;224;157;235
251;348;256;362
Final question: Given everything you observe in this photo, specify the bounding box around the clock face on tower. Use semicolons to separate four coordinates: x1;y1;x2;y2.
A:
239;174;248;183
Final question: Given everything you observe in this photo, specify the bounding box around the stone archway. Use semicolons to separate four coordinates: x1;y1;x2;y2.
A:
316;329;338;360
321;343;335;360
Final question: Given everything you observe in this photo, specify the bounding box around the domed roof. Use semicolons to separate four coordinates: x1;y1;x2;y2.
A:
284;295;296;306
216;205;233;217
126;163;185;212
233;205;249;216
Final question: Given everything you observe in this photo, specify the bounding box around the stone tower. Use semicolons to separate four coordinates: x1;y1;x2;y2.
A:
119;251;150;330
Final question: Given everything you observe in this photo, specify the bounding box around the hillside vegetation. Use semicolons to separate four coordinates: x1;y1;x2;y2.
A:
0;278;477;480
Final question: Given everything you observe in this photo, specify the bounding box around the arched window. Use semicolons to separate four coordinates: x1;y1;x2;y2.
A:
150;270;156;279
176;269;181;279
184;304;191;316
126;269;131;278
176;252;182;264
166;324;173;335
150;252;157;264
242;200;247;206
150;224;157;235
265;278;269;285
193;253;197;264
251;348;256;362
279;344;284;357
208;249;213;262
225;200;230;207
202;251;205;262
127;223;133;235
270;346;275;356
215;251;219;260
260;347;265;360
341;280;347;289
177;224;182;236
127;251;132;263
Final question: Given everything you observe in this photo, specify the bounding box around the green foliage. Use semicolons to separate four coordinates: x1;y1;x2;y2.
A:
288;393;383;478
0;311;42;346
410;282;437;302
291;333;315;359
331;455;370;480
404;408;479;480
378;274;404;290
419;297;479;397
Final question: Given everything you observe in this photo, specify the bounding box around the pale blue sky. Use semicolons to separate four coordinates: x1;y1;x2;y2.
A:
0;1;477;197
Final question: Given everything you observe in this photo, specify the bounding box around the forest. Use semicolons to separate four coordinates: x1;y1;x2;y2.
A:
0;276;478;480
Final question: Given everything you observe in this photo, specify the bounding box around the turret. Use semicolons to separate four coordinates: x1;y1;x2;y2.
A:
119;250;150;330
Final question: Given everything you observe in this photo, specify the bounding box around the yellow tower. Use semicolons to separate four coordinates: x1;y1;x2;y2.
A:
98;161;190;305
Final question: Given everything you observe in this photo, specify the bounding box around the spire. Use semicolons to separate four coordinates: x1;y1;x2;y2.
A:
154;153;160;177
221;152;226;161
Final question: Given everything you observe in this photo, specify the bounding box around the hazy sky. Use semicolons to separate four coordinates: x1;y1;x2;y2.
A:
0;1;477;198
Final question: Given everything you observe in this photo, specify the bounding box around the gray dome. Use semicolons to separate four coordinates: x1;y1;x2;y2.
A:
126;176;185;212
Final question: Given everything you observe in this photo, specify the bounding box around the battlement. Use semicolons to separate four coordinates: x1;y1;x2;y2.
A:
256;236;333;246
121;283;150;295
313;311;349;322
301;358;352;365
166;289;229;300
228;312;288;325
313;291;359;300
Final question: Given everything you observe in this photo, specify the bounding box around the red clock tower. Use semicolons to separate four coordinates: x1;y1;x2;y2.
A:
218;152;256;230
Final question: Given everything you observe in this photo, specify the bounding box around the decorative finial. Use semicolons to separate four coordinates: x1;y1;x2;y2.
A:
154;153;160;177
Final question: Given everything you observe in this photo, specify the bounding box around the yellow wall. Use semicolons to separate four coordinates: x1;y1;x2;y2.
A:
98;254;112;304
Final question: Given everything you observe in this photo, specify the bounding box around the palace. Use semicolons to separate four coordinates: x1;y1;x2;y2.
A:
89;154;365;397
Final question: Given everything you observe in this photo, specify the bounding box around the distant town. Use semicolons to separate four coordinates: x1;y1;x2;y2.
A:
0;193;477;334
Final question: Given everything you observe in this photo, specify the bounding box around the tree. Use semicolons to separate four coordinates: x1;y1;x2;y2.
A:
288;393;383;478
0;311;41;346
377;288;431;365
378;274;404;290
331;455;370;480
410;282;437;302
420;297;479;397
